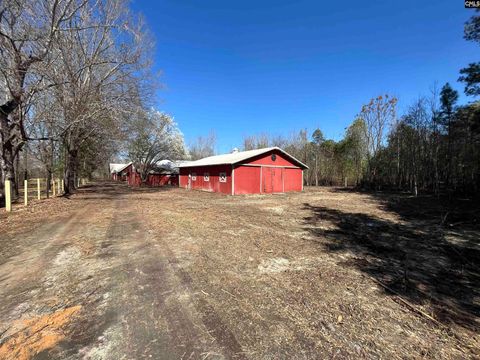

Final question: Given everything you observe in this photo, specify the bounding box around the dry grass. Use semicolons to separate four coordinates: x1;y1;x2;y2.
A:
133;187;479;359
0;196;76;236
0;183;478;359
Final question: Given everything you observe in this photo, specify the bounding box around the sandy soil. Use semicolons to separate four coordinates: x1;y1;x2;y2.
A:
0;182;478;359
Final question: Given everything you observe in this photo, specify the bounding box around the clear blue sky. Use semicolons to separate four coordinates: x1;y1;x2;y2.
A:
131;0;477;153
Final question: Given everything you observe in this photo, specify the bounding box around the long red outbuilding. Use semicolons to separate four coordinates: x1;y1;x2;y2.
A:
109;162;179;187
178;147;308;195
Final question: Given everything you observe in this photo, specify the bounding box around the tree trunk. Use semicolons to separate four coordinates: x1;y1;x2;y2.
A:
412;150;418;197
396;133;400;188
64;147;78;195
0;139;18;200
46;139;54;198
46;169;52;198
434;142;439;197
0;166;3;202
413;174;418;197
0;103;24;200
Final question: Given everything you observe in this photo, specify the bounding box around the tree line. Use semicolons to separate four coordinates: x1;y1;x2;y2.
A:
240;83;479;196
2;2;479;200
238;13;480;196
0;0;186;200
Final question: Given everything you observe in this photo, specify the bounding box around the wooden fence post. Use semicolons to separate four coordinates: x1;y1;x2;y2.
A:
24;179;28;206
57;179;60;195
61;179;64;194
77;178;80;188
37;178;41;200
52;180;56;196
5;180;12;212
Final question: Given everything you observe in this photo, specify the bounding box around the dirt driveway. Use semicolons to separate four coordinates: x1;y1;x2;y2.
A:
0;182;478;359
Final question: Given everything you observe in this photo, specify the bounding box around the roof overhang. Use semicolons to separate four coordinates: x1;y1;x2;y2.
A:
110;162;132;173
178;147;309;169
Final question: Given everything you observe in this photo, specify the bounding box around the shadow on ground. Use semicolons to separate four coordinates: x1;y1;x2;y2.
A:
303;192;480;331
332;187;480;227
67;181;176;199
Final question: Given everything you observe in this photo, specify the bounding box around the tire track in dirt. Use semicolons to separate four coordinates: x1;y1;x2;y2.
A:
161;241;248;360
0;203;98;318
0;185;147;359
1;183;247;359
0;199;115;360
100;197;228;359
0;220;62;265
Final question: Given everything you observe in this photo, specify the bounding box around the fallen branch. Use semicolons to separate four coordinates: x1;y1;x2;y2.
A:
440;212;450;226
368;275;444;328
83;285;101;302
448;221;467;228
0;326;10;341
221;288;237;299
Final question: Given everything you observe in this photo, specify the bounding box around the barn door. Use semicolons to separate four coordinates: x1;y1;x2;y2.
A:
263;167;284;193
263;167;273;193
272;168;283;192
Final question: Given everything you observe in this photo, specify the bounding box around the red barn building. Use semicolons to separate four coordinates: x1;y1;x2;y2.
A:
178;147;308;195
109;161;184;187
110;163;133;181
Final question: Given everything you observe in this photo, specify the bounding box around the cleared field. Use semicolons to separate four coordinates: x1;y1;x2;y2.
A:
0;182;478;359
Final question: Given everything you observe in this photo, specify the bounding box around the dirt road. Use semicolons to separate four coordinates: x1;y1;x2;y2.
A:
0;184;236;359
0;182;478;359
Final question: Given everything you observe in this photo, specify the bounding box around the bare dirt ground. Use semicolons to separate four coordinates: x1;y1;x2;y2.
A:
0;182;478;359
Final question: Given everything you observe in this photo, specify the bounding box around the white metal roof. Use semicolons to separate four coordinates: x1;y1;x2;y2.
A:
153;160;192;174
178;147;308;169
172;160;193;167
110;160;192;175
156;159;193;170
109;162;132;173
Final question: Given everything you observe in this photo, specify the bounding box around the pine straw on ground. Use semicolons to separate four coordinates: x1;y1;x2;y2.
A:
0;306;81;360
1;184;478;358
0;196;76;236
132;187;479;359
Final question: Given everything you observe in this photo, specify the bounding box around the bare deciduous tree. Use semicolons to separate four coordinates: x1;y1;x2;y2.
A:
128;110;186;183
359;94;397;184
45;0;154;193
0;0;87;197
189;131;216;160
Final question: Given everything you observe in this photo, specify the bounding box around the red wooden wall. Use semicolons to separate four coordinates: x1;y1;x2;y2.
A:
179;149;304;195
179;165;232;194
247;151;298;167
261;167;283;193
233;166;260;194
283;168;303;192
111;164;178;187
127;171;178;187
111;164;132;182
233;149;303;194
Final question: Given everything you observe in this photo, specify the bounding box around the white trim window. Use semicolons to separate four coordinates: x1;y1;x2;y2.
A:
219;172;227;183
204;172;210;182
191;172;197;181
